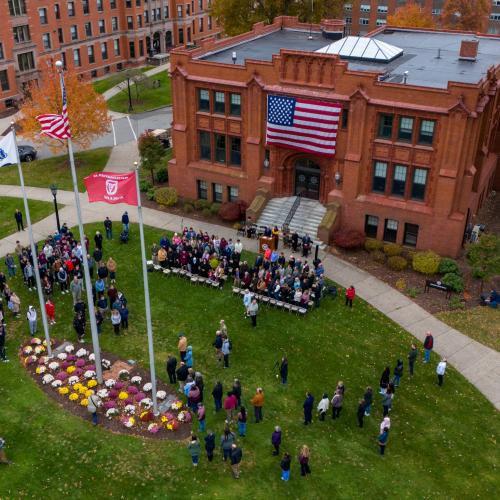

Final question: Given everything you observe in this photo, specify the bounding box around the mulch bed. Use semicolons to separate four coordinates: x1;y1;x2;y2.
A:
20;340;192;440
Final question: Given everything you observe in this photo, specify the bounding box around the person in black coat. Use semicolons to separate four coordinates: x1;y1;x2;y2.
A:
356;399;366;428
176;361;188;392
166;355;177;384
303;392;314;425
94;231;103;250
232;379;242;407
379;366;391;394
279;356;288;385
204;431;215;462
212;381;223;412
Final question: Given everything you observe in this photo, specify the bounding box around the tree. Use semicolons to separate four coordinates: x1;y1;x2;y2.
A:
441;0;490;32
114;69;154;112
138;131;166;185
466;234;500;292
18;64;110;153
387;1;435;28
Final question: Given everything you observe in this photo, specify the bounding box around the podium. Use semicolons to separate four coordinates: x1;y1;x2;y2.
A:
259;236;276;253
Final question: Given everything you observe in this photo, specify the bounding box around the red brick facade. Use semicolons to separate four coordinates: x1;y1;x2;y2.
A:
0;0;219;112
168;17;500;257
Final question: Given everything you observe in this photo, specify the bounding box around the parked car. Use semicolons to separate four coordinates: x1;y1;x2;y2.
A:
18;145;37;162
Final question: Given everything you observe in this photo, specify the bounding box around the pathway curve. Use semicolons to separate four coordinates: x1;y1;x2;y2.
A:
0;163;498;410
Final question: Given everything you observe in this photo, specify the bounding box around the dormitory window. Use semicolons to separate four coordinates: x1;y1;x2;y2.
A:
228;186;239;202
372;161;387;193
383;219;398;243
214;91;225;114
392;165;407;197
197;180;208;200
398;117;414;141
199;131;211;160
378;114;393;138
403;223;419;247
411;168;428;200
215;134;226;163
364;215;379;238
230;137;241;165
212;183;223;203
198;89;210;111
418;120;435;145
230;93;241;116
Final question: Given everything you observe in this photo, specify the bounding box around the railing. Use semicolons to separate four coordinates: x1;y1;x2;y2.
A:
283;193;302;228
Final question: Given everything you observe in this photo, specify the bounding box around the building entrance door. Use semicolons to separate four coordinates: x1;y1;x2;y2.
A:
294;159;321;199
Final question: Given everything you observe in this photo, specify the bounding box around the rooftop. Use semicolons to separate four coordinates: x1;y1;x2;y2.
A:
198;28;500;89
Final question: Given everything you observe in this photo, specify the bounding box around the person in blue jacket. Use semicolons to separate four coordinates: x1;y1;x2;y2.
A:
185;345;193;368
120;303;129;331
303;392;314;425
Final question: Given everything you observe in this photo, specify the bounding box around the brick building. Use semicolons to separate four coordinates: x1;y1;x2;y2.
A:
0;0;219;112
344;0;500;36
168;16;500;257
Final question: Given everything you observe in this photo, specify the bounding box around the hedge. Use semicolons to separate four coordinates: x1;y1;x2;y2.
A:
412;250;441;275
154;187;178;207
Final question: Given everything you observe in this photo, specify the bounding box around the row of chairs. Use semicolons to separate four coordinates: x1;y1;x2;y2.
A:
232;287;310;316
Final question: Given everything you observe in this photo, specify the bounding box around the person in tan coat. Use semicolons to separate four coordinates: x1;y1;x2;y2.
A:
178;333;187;362
250;387;265;423
106;257;117;283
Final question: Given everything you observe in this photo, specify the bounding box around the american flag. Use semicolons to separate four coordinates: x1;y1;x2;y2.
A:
266;95;341;157
36;75;71;140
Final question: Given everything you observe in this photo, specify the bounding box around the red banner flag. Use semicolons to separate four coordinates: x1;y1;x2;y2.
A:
84;172;138;206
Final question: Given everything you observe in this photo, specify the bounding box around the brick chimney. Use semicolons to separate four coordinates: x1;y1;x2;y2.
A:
459;40;479;61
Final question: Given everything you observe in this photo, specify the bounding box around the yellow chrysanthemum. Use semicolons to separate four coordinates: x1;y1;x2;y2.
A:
87;380;98;388
67;366;76;374
161;416;168;423
78;385;88;395
58;387;69;395
118;391;129;400
69;393;79;401
80;398;89;406
85;390;94;398
73;383;82;391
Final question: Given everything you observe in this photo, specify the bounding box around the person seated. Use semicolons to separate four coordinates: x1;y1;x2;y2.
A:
301;289;311;307
242;272;252;289
272;282;281;300
480;290;499;308
294;288;303;304
257;278;267;294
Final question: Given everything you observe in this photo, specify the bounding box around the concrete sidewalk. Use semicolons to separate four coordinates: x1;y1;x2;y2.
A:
0;183;498;410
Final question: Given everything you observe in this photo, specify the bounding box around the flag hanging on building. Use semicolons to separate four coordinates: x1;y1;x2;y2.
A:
84;172;138;206
266;94;341;157
0;131;19;168
36;75;71;140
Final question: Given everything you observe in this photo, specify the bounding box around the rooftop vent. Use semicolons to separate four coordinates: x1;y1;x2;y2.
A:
459;40;479;61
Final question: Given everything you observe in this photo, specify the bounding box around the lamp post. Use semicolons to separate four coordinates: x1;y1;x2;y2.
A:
50;184;61;233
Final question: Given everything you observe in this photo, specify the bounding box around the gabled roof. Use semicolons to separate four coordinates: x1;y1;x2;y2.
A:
316;36;404;63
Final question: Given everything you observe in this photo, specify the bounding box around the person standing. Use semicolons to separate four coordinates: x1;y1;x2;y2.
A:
436;358;447;386
0;324;8;363
331;390;343;420
345;285;355;308
247;298;259;327
237;406;247;437
26;306;37;336
45;299;55;325
357;399;366;428
70;276;83;305
298;445;311;476
379;366;391;394
104;217;113;239
121;211;129;232
382;387;394;416
250;388;264;423
5;254;16;278
119;303;129;331
73;312;86;343
271;426;282;455
213;331;223;363
378;427;389;456
221;427;236;462
303;391;314;425
224;392;238;422
280;356;288;385
212;381;223;412
107;257;117;284
111;309;121;336
408;344;418;376
232;379;242;407
14;209;24;231
242;289;252;315
280;452;291;481
423;331;434;363
221;336;231;368
363;386;373;416
204;431;215;462
317;393;329;421
23;262;35;291
0;436;11;464
392;359;404;387
185;346;193;369
87;392;101;425
176;361;188;393
94;231;103;250
187;435;201;466
166;355;177;384
197;403;206;433
178;333;187;362
230;443;243;479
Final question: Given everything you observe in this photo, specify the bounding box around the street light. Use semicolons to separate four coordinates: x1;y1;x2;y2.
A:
50;184;61;233
263;158;270;169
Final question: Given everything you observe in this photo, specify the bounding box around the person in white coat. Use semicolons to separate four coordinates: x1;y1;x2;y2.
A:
26;305;37;336
317;393;329;421
436;358;447;386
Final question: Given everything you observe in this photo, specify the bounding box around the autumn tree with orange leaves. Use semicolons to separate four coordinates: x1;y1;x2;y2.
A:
387;1;435;28
18;64;110;152
441;0;489;32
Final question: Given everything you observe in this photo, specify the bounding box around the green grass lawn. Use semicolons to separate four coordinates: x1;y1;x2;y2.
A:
92;67;155;95
106;72;171;113
0;223;499;498
0;148;111;192
437;306;500;352
0;197;62;240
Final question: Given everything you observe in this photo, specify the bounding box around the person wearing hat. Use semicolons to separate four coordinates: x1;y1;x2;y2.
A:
178;333;187;361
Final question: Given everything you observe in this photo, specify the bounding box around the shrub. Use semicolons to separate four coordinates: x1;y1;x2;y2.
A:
448;296;465;310
438;257;460;275
383;243;402;257
406;287;421;298
210;203;221;215
333;228;366;249
395;278;406;291
156;167;168;184
387;255;408;271
219;202;242;222
202;207;212;218
182;203;194;213
154;187;178;207
365;239;383;252
139;179;152;192
442;272;464;293
404;250;417;265
146;188;155;201
371;250;386;263
194;199;210;210
412;250;441;275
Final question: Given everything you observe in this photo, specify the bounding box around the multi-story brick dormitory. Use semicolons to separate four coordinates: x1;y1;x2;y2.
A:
0;0;219;112
168;16;500;257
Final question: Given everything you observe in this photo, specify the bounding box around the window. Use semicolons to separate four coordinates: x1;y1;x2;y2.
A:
372;161;387;193
58;28;64;43
97;0;103;11
228;186;239;202
199;0;203;10
0;70;10;91
13;25;31;43
359;18;369;25
114;39;120;56
377;5;388;13
383;219;398;243
139;39;144;57
345;17;352;24
392;165;407;196
42;33;51;50
214;91;225;113
112;17;118;31
73;48;81;67
411;168;428;200
376;19;387;26
199;131;211;160
341;108;348;128
0;44;3;60
137;15;142;27
186;3;190;15
83;0;89;14
39;8;48;24
54;3;60;19
61;51;67;68
398;117;414;141
67;2;75;16
230;137;241;165
177;5;183;17
198;89;209;111
403;223;419;247
101;42;108;60
164;6;169;18
116;63;122;70
432;8;441;15
8;0;27;16
156;7;161;19
378;114;393;138
364;215;379;238
70;25;78;40
17;51;35;71
360;4;370;12
110;0;116;8
144;9;149;23
126;0;131;7
87;45;95;63
104;65;110;74
129;41;135;58
199;17;204;32
178;28;184;43
208;15;212;30
187;27;192;42
230;93;241;116
491;13;500;21
214;134;226;163
99;20;106;33
136;0;141;5
197;180;208;200
212;183;223;202
85;22;92;37
344;3;352;11
418;120;435;145
127;16;133;29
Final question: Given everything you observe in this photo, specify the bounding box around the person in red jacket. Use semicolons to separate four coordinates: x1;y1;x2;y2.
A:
224;392;238;422
345;286;355;308
45;299;55;325
423;331;434;363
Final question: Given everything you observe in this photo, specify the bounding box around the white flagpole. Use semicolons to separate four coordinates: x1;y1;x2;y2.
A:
134;161;158;415
10;123;52;356
55;61;103;383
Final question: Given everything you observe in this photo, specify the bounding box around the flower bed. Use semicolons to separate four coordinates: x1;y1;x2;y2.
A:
20;338;192;440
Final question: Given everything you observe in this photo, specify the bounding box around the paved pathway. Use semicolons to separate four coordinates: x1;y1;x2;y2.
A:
0;147;498;409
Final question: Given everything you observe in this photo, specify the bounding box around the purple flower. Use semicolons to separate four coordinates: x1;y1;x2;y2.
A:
67;354;77;362
104;401;116;410
85;364;96;371
56;372;68;381
127;386;139;395
114;381;124;390
75;359;86;368
124;398;134;406
74;368;84;377
135;392;146;402
60;361;70;370
108;389;118;399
